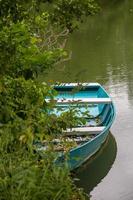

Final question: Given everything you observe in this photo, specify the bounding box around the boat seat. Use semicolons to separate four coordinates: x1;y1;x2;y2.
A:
64;126;105;136
48;98;112;104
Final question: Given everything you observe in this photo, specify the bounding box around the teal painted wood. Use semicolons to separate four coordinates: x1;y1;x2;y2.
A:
54;83;116;170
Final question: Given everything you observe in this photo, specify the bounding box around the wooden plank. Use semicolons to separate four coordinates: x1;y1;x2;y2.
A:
47;98;112;104
64;126;105;136
55;83;100;87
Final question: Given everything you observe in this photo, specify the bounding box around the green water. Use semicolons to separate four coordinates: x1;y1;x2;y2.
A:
46;1;133;199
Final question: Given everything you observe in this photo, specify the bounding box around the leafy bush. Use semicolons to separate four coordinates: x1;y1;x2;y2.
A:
0;0;98;199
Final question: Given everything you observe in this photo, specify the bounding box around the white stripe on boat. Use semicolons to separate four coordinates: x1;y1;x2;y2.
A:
64;126;105;135
47;98;112;104
56;83;100;87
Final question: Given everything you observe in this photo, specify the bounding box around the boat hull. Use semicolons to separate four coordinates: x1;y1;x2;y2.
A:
57;126;111;170
53;83;116;170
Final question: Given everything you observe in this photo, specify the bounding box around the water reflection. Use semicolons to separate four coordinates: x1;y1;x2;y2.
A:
74;133;117;194
46;0;133;90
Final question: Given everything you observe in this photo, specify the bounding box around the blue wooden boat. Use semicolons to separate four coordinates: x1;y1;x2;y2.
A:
47;83;116;170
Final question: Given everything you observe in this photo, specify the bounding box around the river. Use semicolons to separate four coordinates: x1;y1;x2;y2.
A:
46;1;133;199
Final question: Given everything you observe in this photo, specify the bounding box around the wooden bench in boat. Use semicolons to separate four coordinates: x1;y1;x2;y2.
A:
46;98;112;104
64;126;105;136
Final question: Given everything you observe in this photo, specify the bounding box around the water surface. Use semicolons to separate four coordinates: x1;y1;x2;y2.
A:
46;1;133;199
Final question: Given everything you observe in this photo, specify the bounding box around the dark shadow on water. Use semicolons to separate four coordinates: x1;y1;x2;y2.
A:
74;133;117;194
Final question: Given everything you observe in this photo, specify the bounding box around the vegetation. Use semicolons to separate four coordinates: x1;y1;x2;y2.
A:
0;0;99;199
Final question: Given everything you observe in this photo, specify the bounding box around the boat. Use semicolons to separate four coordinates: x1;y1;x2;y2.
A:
46;83;116;170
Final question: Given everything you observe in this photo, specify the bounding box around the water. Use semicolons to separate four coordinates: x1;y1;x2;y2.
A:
46;1;133;199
